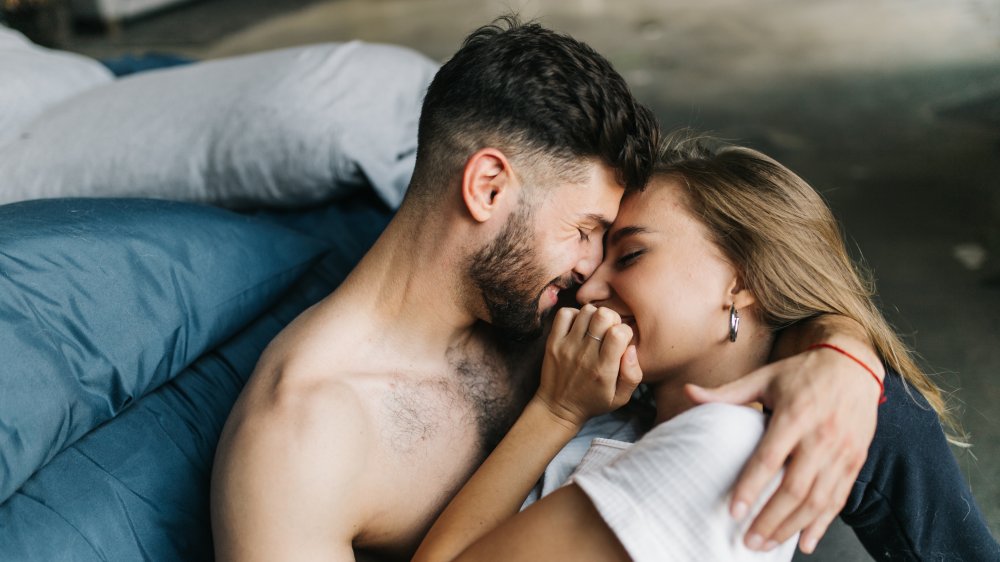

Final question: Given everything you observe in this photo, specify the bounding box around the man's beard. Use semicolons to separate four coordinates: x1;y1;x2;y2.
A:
468;206;564;341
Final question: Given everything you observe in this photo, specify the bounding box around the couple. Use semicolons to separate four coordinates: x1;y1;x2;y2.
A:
211;16;997;561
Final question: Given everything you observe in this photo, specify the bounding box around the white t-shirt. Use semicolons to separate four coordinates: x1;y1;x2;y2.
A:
524;403;796;562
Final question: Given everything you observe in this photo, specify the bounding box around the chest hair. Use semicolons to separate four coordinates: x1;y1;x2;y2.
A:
381;331;541;460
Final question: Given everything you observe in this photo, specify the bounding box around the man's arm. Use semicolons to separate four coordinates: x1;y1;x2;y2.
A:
211;381;372;562
686;314;883;554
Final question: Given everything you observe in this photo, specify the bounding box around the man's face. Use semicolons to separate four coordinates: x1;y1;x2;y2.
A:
468;161;624;340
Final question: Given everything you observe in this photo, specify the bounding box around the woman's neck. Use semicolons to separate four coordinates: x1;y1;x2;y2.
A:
650;324;773;425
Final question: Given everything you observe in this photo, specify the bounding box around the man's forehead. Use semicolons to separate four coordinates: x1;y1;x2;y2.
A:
530;160;624;219
580;212;614;230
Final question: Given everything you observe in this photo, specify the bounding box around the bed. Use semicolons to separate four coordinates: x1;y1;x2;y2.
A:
0;25;435;560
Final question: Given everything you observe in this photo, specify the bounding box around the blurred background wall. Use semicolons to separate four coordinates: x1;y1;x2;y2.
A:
5;0;997;559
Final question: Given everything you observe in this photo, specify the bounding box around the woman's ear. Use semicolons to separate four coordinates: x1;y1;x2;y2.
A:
728;276;757;310
461;148;518;223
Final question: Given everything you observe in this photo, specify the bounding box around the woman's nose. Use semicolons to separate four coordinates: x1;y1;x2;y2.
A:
576;262;612;305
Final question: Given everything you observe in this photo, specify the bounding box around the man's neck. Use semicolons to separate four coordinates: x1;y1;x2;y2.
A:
324;205;483;366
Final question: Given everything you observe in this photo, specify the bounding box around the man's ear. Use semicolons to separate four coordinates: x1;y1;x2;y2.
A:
461;148;519;223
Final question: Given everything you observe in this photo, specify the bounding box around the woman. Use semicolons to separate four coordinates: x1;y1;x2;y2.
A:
413;138;996;561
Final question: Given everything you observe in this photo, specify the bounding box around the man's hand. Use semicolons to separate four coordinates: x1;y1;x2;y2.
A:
685;342;882;554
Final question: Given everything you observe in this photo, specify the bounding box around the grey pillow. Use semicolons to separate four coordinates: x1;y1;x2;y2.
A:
0;25;113;145
0;41;437;209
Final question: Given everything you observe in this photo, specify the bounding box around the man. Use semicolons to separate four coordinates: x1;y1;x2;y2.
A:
212;17;882;560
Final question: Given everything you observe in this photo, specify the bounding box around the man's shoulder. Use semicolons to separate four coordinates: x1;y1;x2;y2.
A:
238;372;373;457
212;375;377;557
216;371;377;502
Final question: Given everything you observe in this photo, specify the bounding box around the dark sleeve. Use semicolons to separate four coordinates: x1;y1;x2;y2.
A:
841;367;1000;560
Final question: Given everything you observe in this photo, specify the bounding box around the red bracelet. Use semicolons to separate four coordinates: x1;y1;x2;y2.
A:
807;343;887;404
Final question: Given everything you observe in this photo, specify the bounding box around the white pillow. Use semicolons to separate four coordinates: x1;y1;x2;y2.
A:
0;25;113;145
0;41;438;209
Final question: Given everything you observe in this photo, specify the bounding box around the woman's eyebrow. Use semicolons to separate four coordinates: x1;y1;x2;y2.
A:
608;225;652;246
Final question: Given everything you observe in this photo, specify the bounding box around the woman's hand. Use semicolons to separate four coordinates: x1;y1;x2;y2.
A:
414;304;641;562
536;304;643;429
686;315;881;554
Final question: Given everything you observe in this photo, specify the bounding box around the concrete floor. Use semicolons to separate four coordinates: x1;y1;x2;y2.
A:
56;0;1000;559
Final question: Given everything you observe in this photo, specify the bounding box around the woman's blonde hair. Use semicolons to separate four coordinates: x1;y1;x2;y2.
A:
653;134;964;442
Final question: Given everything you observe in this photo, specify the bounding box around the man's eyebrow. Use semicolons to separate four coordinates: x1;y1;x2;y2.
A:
582;213;613;230
608;225;652;245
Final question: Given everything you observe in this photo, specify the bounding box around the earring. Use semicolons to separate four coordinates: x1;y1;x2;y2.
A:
729;303;740;343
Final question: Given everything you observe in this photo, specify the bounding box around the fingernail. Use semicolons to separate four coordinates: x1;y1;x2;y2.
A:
746;533;764;550
764;540;779;551
626;346;637;363
801;536;818;553
731;501;748;519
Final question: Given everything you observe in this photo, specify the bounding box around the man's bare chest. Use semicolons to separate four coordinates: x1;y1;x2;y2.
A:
353;362;526;557
376;354;524;463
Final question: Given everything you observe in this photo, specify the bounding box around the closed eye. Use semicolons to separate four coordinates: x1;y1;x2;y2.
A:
615;249;645;269
578;228;591;242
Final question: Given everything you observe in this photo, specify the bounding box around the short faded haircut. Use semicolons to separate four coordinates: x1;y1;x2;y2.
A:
406;15;660;205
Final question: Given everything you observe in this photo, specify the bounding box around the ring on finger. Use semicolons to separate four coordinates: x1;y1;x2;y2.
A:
585;331;603;343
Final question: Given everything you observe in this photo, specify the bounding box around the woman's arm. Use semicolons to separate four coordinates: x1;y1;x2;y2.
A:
412;305;641;562
450;404;796;562
413;399;599;562
686;313;883;553
770;313;882;377
845;368;999;559
450;484;630;562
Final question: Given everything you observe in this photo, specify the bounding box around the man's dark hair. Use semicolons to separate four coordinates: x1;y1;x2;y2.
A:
407;15;660;202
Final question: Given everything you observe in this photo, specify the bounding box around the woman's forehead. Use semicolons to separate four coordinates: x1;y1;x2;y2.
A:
617;178;686;225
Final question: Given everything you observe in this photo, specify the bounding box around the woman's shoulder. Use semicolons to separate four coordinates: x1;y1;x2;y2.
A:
877;363;943;431
645;403;767;445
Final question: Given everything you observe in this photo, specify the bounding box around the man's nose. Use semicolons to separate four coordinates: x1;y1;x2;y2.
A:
572;239;604;281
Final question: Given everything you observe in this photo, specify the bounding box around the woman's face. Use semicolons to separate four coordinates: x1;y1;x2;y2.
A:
576;177;739;381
